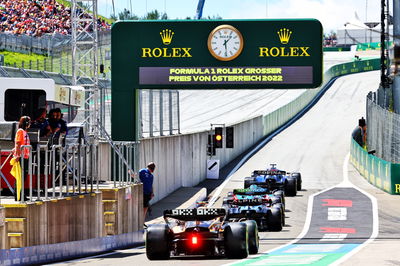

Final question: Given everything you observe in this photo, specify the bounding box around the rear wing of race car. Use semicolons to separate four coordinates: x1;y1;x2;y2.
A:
163;208;226;221
230;197;270;206
233;188;269;195
252;170;287;176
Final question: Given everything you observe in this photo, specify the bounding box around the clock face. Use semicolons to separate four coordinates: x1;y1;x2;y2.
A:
208;25;243;61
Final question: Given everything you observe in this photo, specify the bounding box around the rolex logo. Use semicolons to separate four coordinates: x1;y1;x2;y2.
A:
160;29;174;45
277;28;292;44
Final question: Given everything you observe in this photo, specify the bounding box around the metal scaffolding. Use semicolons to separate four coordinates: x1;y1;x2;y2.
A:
71;0;100;138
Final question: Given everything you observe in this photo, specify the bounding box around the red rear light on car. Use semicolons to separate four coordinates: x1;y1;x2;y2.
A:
192;236;198;245
233;195;238;202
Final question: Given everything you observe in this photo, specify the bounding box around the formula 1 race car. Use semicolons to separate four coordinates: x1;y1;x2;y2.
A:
223;187;284;231
244;164;302;196
145;208;259;260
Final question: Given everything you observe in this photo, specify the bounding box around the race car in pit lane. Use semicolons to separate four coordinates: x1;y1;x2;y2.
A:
223;186;284;231
145;208;259;260
244;164;302;196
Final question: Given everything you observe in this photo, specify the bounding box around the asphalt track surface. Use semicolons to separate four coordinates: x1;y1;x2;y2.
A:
54;71;400;265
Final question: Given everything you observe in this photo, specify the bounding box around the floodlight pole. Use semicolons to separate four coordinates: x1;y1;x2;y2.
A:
393;0;400;113
71;0;100;139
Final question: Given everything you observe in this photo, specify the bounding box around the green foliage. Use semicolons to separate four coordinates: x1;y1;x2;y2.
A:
0;50;47;67
55;0;115;24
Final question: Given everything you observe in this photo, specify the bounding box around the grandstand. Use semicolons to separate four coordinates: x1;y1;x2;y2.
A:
0;0;110;37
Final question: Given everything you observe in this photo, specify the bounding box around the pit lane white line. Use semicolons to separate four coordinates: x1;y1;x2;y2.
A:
222;153;379;266
330;154;379;266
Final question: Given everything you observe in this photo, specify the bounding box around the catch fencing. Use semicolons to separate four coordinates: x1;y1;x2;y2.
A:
366;91;400;163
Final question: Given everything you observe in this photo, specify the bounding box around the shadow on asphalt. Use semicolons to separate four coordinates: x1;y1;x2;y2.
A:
98;252;143;259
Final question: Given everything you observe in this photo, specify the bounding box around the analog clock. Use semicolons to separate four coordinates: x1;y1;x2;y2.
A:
207;25;244;61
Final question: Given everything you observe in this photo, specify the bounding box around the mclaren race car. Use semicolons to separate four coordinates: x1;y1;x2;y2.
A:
244;164;302;196
223;186;284;231
145;208;259;260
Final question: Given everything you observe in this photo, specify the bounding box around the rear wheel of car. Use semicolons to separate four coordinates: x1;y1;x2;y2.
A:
224;223;249;259
273;203;285;226
244;177;253;188
268;208;283;231
285;178;297;196
146;224;170;260
244;220;259;254
292;173;302;191
273;191;285;207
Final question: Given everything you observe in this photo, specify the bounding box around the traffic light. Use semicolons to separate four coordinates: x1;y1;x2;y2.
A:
226;126;234;148
214;127;223;148
207;134;216;156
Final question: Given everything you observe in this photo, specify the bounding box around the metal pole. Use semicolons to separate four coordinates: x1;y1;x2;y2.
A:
44;146;48;200
393;0;400;113
59;146;63;198
113;147;117;188
169;90;173;135
160;90;164;136
28;147;32;201
52;146;56;198
66;146;70;196
149;90;153;137
177;91;181;134
37;145;41;200
77;144;81;194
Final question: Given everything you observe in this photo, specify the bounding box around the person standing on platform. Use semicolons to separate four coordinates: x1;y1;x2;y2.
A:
139;162;156;217
12;116;32;201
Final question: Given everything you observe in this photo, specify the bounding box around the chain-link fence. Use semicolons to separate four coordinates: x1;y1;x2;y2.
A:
0;31;110;56
140;90;180;138
0;31;111;79
367;91;400;163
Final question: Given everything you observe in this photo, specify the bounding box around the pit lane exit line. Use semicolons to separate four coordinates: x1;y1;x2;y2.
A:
224;153;379;266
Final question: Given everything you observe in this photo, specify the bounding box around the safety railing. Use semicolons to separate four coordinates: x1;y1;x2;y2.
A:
0;138;139;203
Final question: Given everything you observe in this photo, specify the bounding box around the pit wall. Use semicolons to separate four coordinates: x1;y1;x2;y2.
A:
350;138;400;195
139;58;381;204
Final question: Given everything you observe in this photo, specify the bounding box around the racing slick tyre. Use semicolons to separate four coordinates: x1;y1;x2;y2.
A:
273;203;285;226
285;178;297;197
244;177;253;188
244;220;259;254
273;191;285;207
145;224;171;260
292;172;302;191
223;197;232;205
267;208;283;231
224;223;249;259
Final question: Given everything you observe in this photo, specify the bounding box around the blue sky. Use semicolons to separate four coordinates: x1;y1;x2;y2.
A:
98;0;385;33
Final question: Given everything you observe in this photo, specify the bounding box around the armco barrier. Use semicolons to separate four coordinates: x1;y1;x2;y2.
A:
350;138;400;195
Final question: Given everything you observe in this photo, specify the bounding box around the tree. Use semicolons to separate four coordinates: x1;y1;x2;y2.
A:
113;8;138;21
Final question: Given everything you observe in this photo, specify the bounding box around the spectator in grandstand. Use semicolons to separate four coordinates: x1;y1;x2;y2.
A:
31;107;50;137
139;162;156;218
352;117;367;147
0;0;110;37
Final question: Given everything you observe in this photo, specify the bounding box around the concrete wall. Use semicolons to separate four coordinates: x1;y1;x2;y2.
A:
139;116;264;202
26;193;103;246
0;207;5;249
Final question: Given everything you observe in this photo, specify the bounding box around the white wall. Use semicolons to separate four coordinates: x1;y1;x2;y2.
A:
139;116;264;203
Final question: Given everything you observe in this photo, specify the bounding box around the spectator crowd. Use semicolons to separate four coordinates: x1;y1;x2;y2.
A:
0;0;110;37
